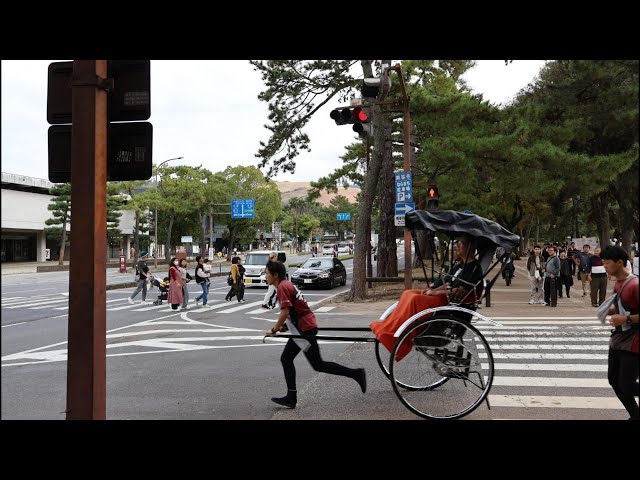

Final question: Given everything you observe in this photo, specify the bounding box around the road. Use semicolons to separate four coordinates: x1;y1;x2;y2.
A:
1;257;633;420
1;256;358;419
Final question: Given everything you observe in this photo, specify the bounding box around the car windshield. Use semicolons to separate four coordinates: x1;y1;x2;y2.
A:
245;253;269;266
301;259;333;269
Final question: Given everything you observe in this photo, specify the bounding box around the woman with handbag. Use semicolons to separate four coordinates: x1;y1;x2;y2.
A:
527;245;545;305
167;257;184;312
224;256;240;301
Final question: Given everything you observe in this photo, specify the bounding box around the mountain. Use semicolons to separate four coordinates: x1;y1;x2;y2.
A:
275;181;360;207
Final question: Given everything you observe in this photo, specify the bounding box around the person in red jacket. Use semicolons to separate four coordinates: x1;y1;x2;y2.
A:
265;260;366;409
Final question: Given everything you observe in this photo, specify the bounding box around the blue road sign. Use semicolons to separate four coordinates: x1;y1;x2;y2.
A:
231;199;255;219
394;171;413;203
337;212;351;221
395;202;415;215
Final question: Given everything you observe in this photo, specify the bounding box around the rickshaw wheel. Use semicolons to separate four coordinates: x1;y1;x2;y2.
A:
389;314;494;420
375;339;449;391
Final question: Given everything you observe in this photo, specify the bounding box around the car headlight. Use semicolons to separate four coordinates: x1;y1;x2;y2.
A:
291;274;299;278
318;273;330;278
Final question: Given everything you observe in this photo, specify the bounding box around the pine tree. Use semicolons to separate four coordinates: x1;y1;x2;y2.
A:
44;183;71;265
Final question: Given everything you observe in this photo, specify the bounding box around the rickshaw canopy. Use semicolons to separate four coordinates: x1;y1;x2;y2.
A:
405;210;521;273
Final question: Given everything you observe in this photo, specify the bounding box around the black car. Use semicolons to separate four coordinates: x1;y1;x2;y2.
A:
290;257;347;289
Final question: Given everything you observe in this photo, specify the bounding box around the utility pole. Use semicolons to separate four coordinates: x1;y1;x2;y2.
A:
295;202;299;252
387;64;413;290
209;204;214;251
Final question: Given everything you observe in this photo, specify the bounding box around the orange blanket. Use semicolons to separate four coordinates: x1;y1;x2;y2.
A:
370;289;447;361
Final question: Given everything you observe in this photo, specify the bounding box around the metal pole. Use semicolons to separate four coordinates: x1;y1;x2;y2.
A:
366;136;372;288
66;59;108;419
392;65;413;290
153;156;183;268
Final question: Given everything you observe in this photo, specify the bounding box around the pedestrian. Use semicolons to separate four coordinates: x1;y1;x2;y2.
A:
588;247;607;307
167;257;184;311
236;257;246;303
194;255;211;308
224;256;240;301
527;245;545;305
557;250;574;298
600;245;638;420
262;252;279;309
128;256;150;304
575;244;592;297
543;246;560;306
265;260;366;408
178;258;192;310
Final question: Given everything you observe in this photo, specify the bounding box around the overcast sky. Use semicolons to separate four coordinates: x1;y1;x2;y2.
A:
1;60;546;183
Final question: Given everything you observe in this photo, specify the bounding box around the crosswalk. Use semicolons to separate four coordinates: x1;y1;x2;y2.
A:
1;293;337;316
474;319;634;419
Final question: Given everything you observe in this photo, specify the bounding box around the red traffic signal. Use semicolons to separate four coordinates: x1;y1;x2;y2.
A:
427;185;439;210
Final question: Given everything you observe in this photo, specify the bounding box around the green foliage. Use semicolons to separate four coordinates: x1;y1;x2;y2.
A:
44;183;71;242
250;60;361;176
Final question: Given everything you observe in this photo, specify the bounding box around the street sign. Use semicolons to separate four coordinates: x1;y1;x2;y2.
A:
394;171;413;203
47;60;151;124
337;212;351;221
395;215;405;227
181;236;193;243
395;202;415;215
48;122;153;183
231;199;255;219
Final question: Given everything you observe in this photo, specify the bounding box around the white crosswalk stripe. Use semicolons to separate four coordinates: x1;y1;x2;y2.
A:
472;320;634;418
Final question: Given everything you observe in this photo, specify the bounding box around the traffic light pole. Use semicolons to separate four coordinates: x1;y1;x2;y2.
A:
388;65;413;290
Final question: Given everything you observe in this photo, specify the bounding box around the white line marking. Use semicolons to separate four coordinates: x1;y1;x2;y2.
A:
492;376;610;388
493;363;608;372
487;395;624;409
480;352;607;360
1;322;27;328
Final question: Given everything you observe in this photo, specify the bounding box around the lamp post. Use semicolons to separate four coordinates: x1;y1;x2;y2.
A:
154;156;183;267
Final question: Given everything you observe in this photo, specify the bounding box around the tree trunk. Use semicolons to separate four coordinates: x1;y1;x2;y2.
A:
377;115;397;277
58;217;68;265
348;111;384;300
591;192;610;247
165;212;175;262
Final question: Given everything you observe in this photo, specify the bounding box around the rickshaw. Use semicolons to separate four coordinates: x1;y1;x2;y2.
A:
265;209;520;420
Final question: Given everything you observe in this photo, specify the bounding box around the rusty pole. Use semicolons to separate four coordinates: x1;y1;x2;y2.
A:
66;60;108;420
391;64;413;290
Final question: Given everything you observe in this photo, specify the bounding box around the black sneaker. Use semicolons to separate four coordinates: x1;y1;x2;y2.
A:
271;396;296;408
355;368;367;393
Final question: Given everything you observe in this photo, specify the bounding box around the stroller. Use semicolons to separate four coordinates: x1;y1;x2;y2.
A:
150;275;170;305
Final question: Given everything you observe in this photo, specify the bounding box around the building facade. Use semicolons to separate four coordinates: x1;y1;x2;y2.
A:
1;172;137;263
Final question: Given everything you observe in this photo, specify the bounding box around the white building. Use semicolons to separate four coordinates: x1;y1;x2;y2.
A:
1;172;137;263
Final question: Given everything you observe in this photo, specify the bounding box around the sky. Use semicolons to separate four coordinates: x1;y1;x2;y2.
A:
1;60;547;183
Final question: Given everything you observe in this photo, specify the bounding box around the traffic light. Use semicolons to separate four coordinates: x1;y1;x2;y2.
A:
329;106;372;138
427;185;439;210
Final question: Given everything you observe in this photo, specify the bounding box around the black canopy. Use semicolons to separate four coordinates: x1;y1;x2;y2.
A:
406;210;520;273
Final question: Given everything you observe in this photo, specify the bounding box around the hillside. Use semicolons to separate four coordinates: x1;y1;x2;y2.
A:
275;181;360;207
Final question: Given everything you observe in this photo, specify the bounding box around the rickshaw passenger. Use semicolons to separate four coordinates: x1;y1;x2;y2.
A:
370;234;483;361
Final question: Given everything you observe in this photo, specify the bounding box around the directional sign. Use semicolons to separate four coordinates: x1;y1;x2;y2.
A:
337;212;351;221
231;199;255;219
395;202;415;215
394;171;413;203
